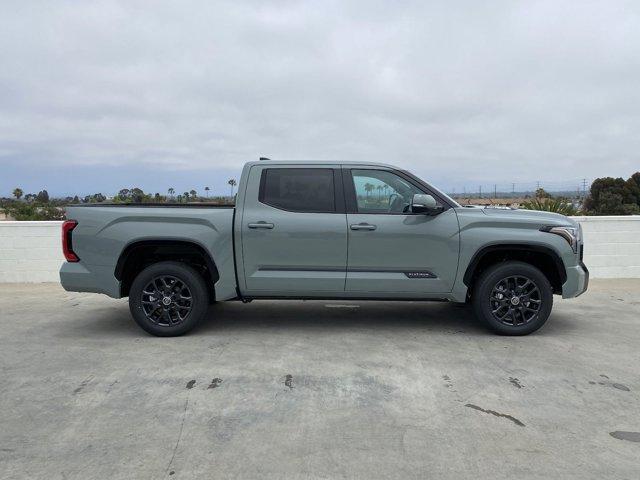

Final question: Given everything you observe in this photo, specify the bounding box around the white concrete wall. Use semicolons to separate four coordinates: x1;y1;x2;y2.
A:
572;216;640;279
1;217;639;283
0;221;64;282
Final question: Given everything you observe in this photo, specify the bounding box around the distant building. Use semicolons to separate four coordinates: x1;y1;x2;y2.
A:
454;197;527;208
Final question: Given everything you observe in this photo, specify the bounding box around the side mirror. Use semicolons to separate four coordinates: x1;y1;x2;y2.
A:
411;194;442;214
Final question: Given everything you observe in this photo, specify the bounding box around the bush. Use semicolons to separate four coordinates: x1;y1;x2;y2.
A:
521;197;577;216
2;202;65;221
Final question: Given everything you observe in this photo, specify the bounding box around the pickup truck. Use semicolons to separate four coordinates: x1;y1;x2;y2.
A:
60;160;588;336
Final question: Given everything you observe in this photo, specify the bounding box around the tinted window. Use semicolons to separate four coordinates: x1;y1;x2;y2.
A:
351;169;424;214
260;168;336;213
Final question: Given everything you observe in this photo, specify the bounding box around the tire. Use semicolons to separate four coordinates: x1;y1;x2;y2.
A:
472;261;553;336
129;261;209;336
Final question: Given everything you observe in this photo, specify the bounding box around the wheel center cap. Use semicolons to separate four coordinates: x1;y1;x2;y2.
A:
510;296;520;306
162;296;172;306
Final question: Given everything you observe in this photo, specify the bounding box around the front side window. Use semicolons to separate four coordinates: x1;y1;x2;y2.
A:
351;169;425;214
260;168;335;213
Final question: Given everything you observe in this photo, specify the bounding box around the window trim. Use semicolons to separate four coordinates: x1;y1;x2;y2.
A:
258;167;345;214
344;167;453;215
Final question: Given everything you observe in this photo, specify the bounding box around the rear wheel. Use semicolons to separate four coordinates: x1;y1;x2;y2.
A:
129;261;209;336
472;261;553;335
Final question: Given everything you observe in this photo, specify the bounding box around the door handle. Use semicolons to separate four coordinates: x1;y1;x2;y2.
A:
248;222;274;229
350;223;377;231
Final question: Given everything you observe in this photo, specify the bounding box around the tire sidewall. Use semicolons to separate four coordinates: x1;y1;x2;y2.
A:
129;261;209;336
473;261;553;335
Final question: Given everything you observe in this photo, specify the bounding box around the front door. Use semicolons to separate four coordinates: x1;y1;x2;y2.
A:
241;165;348;295
344;168;460;295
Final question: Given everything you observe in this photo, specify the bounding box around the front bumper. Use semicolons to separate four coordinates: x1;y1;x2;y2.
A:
562;262;589;299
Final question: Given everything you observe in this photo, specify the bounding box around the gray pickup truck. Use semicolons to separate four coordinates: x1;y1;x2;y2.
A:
60;160;588;336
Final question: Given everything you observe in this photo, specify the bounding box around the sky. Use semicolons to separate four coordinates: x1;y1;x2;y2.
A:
1;0;639;197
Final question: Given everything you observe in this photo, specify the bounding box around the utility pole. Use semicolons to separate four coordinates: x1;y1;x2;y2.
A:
512;183;515;194
479;185;482;198
494;184;497;198
536;181;541;190
582;178;588;198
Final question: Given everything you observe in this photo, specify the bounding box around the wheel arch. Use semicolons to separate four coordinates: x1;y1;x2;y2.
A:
463;244;566;295
115;239;219;299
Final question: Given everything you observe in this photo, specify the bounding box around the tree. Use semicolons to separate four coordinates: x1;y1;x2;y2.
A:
625;172;640;202
364;183;374;198
36;190;49;203
12;188;23;200
376;185;383;199
189;189;197;200
130;188;145;203
205;186;210;197
183;192;190;202
24;193;36;202
534;188;551;199
584;173;640;215
228;179;237;197
117;189;130;201
168;187;175;199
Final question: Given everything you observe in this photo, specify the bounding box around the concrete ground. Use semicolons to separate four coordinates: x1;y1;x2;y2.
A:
0;280;639;480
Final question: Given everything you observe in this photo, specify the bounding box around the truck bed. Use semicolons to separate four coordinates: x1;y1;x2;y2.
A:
61;204;238;300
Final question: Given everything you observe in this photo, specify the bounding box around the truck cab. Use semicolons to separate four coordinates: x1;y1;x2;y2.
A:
237;161;459;298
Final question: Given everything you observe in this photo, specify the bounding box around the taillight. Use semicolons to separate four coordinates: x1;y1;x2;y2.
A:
62;220;79;262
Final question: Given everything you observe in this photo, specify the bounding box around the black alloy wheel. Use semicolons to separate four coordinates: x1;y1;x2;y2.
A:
141;275;193;326
472;261;553;335
129;261;209;336
489;275;541;326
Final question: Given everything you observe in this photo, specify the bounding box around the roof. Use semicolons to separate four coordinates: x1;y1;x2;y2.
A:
244;159;398;169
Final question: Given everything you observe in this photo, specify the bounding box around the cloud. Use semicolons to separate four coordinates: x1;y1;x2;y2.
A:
1;0;639;195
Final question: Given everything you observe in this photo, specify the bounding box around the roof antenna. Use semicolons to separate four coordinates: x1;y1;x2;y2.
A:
259;157;271;161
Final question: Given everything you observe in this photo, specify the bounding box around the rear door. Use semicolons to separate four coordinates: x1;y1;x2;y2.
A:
344;167;460;296
240;164;348;295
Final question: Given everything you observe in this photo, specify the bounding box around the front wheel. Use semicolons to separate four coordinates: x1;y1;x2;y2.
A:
472;261;553;335
129;261;209;336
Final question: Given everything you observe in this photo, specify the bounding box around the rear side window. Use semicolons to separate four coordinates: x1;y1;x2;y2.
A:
259;168;336;213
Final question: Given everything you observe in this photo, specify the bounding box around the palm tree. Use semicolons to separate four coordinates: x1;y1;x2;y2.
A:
364;183;374;198
228;178;237;197
168;187;175;199
13;188;23;200
376;185;383;200
205;186;210;198
190;189;197;200
183;192;189;202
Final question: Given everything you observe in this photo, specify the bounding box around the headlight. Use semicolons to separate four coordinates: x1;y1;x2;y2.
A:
541;226;579;253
